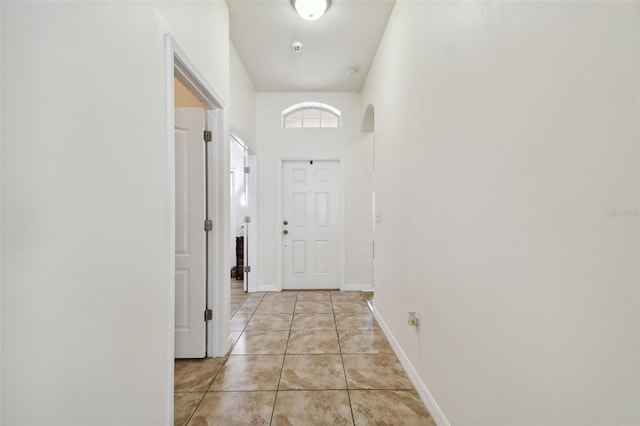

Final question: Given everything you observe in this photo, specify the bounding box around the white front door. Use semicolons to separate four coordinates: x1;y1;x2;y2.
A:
175;107;207;358
282;160;341;290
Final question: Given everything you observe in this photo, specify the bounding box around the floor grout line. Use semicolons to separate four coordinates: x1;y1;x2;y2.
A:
269;290;298;426
333;292;357;426
183;291;264;424
182;391;207;426
176;290;434;425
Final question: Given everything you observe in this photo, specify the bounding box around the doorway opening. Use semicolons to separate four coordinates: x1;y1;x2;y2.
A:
229;132;257;314
174;77;208;359
362;104;375;306
165;33;229;421
230;135;247;293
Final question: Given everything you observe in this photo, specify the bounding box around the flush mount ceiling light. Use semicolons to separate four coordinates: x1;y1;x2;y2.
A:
291;0;330;21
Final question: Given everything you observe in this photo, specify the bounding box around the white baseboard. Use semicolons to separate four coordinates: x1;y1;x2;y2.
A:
256;284;373;292
344;283;374;292
371;305;450;426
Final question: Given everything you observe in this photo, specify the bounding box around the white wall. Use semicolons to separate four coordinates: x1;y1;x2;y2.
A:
0;3;3;420
256;92;373;291
1;2;229;424
230;43;257;152
229;46;256;285
362;2;639;425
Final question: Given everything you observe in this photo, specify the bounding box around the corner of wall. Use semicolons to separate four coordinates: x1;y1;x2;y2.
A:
229;42;257;152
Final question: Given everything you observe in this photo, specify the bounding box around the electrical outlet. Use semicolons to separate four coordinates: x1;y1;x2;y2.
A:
407;311;419;327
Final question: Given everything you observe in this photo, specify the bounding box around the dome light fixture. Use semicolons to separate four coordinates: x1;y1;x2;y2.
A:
291;0;330;21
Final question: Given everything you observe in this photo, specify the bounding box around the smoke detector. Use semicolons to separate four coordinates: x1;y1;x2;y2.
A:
346;66;359;77
292;41;303;54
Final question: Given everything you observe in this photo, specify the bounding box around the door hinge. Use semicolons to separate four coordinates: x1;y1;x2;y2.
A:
204;309;213;321
244;216;251;223
203;130;213;143
244;166;251;174
244;266;251;273
204;219;213;232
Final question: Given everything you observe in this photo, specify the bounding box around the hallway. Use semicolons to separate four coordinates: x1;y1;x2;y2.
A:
174;291;435;425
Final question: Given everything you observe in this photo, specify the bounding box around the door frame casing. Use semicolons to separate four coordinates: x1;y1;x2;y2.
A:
164;34;229;421
276;156;346;292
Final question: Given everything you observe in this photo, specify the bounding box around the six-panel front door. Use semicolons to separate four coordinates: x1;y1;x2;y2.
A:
175;107;207;358
282;160;341;290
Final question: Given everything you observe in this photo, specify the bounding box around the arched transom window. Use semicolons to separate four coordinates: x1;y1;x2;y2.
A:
282;102;341;128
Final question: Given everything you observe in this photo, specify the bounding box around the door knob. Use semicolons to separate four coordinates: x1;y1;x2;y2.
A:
283;230;289;235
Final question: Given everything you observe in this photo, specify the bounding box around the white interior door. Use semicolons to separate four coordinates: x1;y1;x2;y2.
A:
282;160;341;289
175;107;207;358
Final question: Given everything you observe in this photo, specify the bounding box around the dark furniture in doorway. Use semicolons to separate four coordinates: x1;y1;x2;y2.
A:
235;236;244;280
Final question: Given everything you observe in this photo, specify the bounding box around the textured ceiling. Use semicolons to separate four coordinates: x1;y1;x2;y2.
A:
227;0;395;92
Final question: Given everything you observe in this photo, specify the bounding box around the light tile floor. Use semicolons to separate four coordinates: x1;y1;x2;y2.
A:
175;290;436;425
230;279;249;317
